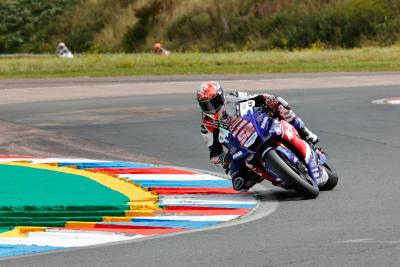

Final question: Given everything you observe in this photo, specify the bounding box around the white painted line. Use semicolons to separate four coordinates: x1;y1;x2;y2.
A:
0;230;143;247
159;194;257;206
0;158;112;163
30;158;112;163
339;238;400;244
133;215;240;221
0;158;41;162
160;194;257;201
117;174;226;181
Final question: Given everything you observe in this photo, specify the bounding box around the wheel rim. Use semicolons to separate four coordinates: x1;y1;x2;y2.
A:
278;153;315;186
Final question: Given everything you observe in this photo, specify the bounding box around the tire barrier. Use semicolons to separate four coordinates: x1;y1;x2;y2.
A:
0;157;257;258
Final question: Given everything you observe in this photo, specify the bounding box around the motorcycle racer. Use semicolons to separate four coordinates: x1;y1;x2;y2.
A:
197;81;319;191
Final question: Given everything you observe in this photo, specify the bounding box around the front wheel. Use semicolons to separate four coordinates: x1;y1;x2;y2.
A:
264;149;319;199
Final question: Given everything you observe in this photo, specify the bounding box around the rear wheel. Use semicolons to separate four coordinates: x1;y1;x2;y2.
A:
319;163;338;191
264;149;319;199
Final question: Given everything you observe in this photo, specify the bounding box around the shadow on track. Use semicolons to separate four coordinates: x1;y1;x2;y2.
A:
253;186;309;202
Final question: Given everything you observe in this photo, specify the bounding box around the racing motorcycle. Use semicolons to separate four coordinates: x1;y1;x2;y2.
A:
219;100;338;198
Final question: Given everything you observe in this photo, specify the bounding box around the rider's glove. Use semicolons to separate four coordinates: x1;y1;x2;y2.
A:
223;153;232;173
266;96;279;111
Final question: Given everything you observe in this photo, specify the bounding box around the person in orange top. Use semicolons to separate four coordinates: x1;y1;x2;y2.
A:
153;43;170;55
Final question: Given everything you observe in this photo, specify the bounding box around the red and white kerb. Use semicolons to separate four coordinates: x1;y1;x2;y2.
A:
371;97;400;105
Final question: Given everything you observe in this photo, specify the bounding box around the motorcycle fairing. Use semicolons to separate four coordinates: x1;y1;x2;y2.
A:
223;107;322;183
223;108;272;160
272;120;312;163
267;119;322;182
315;148;327;166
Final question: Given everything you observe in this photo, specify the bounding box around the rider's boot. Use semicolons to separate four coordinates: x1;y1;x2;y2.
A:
299;127;319;145
232;175;254;192
288;117;319;145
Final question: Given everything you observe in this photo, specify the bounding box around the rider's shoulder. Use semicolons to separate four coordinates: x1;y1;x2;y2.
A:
227;91;248;97
226;91;250;102
228;91;274;101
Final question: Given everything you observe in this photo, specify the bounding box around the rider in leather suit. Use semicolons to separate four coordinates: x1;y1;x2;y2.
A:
197;81;319;191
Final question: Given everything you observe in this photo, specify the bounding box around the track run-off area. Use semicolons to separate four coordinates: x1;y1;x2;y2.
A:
0;73;399;266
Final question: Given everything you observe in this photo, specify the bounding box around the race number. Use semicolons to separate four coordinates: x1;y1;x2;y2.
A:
237;122;256;147
238;100;255;116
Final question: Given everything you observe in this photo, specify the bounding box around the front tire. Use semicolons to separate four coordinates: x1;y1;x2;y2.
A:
264;149;319;199
319;163;338;191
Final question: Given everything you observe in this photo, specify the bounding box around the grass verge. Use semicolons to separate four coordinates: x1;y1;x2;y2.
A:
1;47;400;79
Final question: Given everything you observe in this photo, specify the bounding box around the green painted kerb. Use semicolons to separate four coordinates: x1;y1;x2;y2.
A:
0;164;129;227
0;227;13;233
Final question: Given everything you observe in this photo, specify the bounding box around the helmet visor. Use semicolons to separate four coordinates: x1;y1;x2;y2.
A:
198;94;224;114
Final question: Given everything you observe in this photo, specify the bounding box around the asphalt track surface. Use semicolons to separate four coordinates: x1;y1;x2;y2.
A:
1;73;400;266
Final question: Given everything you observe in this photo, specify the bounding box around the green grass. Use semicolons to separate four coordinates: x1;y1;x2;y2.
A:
1;47;400;79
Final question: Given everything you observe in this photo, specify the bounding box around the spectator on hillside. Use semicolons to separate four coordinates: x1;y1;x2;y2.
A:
56;42;74;58
153;42;170;55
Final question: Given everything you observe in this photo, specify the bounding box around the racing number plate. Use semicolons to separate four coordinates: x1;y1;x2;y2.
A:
237;122;257;147
238;100;255;116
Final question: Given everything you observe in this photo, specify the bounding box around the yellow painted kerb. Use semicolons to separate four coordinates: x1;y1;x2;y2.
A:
0;162;162;239
0;227;46;238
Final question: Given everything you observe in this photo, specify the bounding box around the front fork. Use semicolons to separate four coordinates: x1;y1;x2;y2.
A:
268;120;322;182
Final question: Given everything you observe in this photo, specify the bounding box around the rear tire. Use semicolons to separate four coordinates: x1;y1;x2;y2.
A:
319;163;338;191
264;149;319;199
